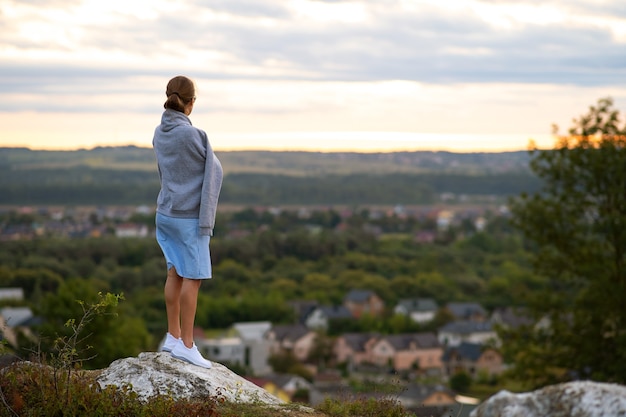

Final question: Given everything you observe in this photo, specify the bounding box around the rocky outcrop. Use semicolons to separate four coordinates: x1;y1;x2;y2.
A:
471;381;626;417
97;352;284;405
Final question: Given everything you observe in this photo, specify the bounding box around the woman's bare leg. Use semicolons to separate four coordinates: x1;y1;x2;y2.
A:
180;278;202;348
164;267;183;338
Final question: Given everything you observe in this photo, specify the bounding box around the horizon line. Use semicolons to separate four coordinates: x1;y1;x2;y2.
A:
0;131;554;154
0;143;541;154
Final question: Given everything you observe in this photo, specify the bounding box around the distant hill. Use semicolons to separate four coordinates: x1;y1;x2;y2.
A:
0;146;532;175
0;146;538;206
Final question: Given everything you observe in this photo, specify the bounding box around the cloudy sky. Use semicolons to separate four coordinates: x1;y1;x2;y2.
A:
1;0;625;152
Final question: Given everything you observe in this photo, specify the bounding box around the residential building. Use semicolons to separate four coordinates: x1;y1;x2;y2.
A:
490;307;533;330
233;321;272;376
288;300;319;325
0;307;39;347
369;332;444;375
0;288;24;301
445;302;488;322
436;210;454;230
398;384;457;410
333;332;379;367
394;298;438;323
305;305;352;330
442;342;504;378
175;321;273;376
233;321;272;341
266;324;317;362
265;373;313;400
343;289;385;319
198;337;245;365
0;307;34;328
245;377;291;403
115;223;149;238
438;321;498;347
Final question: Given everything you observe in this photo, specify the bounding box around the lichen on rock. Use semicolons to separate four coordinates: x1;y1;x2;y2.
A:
96;351;284;405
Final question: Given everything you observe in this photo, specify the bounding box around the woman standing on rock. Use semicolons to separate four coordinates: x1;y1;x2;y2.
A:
152;75;223;368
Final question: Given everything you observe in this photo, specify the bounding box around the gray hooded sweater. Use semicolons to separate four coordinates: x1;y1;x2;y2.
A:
153;109;223;236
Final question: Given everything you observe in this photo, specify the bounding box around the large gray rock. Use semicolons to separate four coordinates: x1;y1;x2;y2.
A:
471;381;626;417
97;352;284;405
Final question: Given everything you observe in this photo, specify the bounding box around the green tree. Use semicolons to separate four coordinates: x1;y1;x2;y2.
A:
36;278;151;369
267;351;298;374
449;371;472;393
307;331;334;369
507;97;626;385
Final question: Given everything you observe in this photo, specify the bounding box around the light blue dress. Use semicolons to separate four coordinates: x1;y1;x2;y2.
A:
156;212;212;279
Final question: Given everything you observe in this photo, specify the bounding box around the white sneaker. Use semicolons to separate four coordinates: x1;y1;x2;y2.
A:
171;340;212;369
160;333;180;352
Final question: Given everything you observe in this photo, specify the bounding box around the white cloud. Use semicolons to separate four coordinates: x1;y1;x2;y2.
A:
0;0;625;151
3;0;624;85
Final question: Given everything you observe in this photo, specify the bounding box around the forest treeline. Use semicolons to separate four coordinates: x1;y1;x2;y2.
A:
0;147;539;205
0;206;537;370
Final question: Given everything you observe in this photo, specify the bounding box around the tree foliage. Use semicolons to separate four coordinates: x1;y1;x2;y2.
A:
0;145;540;206
507;97;626;385
2;201;542;369
36;278;151;369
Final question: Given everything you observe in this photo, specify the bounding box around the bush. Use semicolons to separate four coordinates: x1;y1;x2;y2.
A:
0;362;220;417
317;396;412;417
450;371;472;393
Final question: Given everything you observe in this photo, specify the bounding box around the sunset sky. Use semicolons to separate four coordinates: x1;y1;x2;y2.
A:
1;0;625;152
